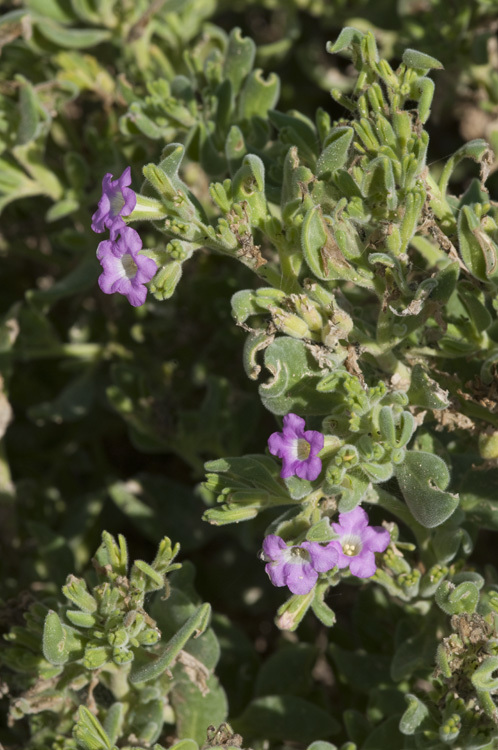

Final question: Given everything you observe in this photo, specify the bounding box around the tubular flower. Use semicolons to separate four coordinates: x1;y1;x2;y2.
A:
97;226;157;307
268;413;324;481
91;166;137;238
262;534;338;595
329;506;390;578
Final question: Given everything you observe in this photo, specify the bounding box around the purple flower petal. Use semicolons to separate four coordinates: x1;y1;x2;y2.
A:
328;505;389;579
282;560;318;595
97;238;114;261
91;167;137;238
328;541;353;569
96;226;157;307
268;431;292;458
135;256;159;283
265;561;287;588
268;413;324;482
304;429;324;454
295;455;322;480
363;525;391;553
263;534;288;560
261;535;336;595
125;284;147;307
281;458;301;478
332;506;369;535
349;550;377;578
120;225;142;252
302;541;338;573
282;413;306;439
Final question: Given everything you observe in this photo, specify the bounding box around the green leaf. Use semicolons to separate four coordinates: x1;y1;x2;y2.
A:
457;281;492;332
45;198;79;222
435;580;479;615
73;707;112;750
226;125;247;174
28;368;97;425
224;28;256;95
432;526;472;564
402;49;443;70
316;127;353;177
211;613;259;717
131;559;164;591
301;206;367;284
107;480;155;539
103;703;124;747
471;656;498;692
395;451;459;528
328;643;391;694
65;610;96;628
390;629;436;681
239;70;280;120
407;364;449;409
233;695;340;742
458;204;497;281
306;518;334;542
62;575;97;613
17;77;40;145
259;336;340;416
459;468;498;530
0;156;43;212
327;27;364;55
26;0;75;22
399;694;430;735
203;506;259;524
363;716;405;749
42;610;68;666
36;19;111;49
70;0;103;24
440;140;491;196
172;674;228;744
26;257;98;306
255;644;318;697
130;603;211;683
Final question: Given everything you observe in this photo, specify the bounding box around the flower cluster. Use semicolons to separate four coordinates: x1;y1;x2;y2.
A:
91;167;156;306
262;507;390;594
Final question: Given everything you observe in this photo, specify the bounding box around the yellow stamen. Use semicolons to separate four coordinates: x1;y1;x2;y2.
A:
297;439;311;460
122;253;138;279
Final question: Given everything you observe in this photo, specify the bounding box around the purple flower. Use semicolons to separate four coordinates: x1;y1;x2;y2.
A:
97;226;157;307
262;534;338;595
329;506;390;578
91;166;137;238
268;413;324;481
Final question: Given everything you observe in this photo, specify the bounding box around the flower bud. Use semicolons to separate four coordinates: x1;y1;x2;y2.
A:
275;589;314;631
271;308;311;339
479;430;498;459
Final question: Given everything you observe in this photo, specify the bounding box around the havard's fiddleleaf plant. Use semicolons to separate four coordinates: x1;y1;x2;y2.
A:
3;18;498;750
86;24;498;747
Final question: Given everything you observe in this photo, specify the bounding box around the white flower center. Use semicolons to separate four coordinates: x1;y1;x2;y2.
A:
121;253;138;279
341;534;362;557
296;438;311;460
281;546;310;564
110;191;125;216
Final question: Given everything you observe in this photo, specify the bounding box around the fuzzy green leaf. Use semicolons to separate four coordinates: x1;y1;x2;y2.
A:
395;451;458;528
42;610;68;666
402;49;443;70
